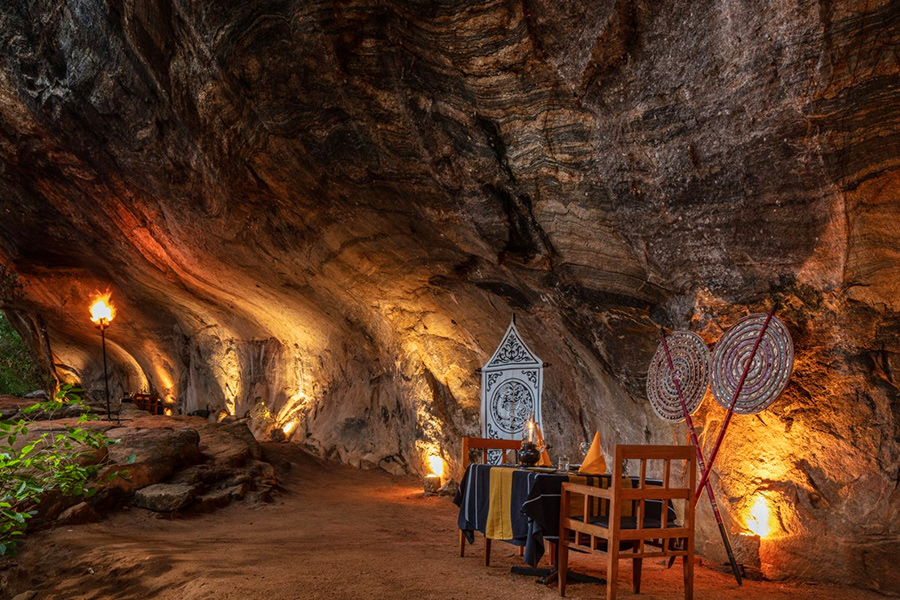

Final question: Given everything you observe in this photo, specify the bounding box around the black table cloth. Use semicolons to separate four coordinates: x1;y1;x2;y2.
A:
454;464;675;567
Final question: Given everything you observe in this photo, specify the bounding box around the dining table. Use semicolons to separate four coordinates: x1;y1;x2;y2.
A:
453;463;676;571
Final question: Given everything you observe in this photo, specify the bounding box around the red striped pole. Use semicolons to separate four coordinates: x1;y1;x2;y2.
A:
694;304;778;501
660;328;742;586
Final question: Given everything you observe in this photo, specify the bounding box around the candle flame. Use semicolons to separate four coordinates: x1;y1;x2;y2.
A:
89;291;116;325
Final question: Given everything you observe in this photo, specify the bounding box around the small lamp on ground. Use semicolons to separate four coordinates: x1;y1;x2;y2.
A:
424;455;444;494
732;494;771;578
89;292;116;421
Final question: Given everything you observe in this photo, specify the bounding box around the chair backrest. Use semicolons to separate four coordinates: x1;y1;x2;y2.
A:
132;392;163;415
461;436;521;470
611;445;695;535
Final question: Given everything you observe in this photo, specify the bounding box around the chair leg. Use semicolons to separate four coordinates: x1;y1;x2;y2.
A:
683;554;694;600
484;538;492;567
459;530;465;557
558;542;569;597
519;546;525;557
549;541;557;567
632;557;643;594
607;544;619;600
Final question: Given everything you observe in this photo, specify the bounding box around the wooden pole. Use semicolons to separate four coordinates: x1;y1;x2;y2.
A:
694;304;777;500
100;322;111;421
660;328;742;586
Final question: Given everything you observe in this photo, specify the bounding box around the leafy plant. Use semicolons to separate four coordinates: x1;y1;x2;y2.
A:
0;312;48;396
0;385;117;556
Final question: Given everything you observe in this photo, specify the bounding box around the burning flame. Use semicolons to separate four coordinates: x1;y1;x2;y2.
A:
89;291;116;325
428;455;444;479
746;496;772;538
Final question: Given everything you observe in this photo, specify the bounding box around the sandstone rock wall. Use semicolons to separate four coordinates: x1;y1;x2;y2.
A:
0;0;898;591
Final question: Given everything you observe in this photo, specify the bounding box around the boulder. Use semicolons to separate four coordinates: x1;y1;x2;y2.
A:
102;427;202;492
0;408;276;525
438;479;459;497
250;460;277;486
56;502;100;526
192;488;233;513
133;483;195;512
0;405;20;420
197;420;262;467
245;485;275;505
167;464;234;487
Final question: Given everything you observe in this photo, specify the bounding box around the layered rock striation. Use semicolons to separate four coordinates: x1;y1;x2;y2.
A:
0;0;898;590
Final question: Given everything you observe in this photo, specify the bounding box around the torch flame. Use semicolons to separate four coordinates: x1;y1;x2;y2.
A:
89;291;116;325
746;496;772;538
428;455;444;479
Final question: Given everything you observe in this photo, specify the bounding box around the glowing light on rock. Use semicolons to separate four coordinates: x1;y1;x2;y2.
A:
428;455;444;479
746;495;772;538
283;421;297;435
153;366;177;401
89;291;116;325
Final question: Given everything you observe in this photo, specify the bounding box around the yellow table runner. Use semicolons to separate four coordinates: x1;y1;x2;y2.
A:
485;467;516;540
484;468;634;540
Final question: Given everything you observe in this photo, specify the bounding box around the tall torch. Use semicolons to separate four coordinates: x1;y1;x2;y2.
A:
89;292;116;421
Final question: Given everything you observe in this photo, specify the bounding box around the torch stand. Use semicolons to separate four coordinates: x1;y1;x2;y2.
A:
98;319;116;423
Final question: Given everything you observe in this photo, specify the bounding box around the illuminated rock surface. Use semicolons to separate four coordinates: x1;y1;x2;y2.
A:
0;0;897;591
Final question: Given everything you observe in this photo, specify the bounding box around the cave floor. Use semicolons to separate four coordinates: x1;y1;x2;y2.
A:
3;445;886;600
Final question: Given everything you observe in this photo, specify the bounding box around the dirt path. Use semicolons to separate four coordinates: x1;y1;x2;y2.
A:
1;445;886;600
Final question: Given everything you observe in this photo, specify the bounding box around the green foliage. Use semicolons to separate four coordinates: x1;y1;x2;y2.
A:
0;385;116;556
0;312;47;396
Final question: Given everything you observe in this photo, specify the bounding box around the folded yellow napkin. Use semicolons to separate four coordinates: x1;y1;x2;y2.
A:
578;431;607;475
535;424;552;467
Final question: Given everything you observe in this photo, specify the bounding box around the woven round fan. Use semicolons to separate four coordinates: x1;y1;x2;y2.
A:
647;331;710;421
710;313;794;414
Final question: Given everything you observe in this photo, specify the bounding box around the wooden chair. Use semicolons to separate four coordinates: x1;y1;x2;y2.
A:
557;445;696;600
131;392;163;415
458;436;521;566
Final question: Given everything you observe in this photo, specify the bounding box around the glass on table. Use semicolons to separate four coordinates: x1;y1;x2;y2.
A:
557;455;570;472
579;441;592;458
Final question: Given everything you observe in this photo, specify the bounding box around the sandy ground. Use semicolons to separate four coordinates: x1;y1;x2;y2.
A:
1;444;888;600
